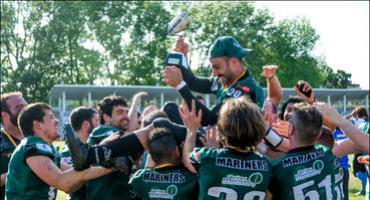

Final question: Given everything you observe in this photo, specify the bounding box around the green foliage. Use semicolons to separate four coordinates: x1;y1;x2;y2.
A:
1;1;354;102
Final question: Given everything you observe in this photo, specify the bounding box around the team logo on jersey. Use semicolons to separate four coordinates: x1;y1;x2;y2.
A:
148;185;178;199
294;160;324;181
222;173;263;188
36;143;53;153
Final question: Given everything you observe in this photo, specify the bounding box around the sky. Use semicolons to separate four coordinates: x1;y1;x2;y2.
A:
254;1;369;89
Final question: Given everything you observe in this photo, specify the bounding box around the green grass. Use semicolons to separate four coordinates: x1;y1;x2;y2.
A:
52;141;366;200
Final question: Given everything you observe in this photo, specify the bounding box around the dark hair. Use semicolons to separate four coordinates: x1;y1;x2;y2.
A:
279;96;304;120
316;127;334;149
353;106;369;119
217;96;266;148
142;110;168;128
148;128;178;164
162;102;183;125
291;103;323;145
18;103;51;136
0;92;23;123
70;106;97;131
97;95;127;124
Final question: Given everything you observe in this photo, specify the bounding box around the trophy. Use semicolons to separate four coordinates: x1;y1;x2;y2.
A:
165;12;189;69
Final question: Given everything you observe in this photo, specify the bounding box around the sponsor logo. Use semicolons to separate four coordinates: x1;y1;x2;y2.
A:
294;160;324;181
149;185;178;199
222;173;263;187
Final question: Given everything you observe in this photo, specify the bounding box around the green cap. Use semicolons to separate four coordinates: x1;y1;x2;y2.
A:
208;36;252;59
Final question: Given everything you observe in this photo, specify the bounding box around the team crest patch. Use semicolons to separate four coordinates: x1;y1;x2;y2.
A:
36;143;53;153
148;185;178;199
294;160;324;181
222;173;263;187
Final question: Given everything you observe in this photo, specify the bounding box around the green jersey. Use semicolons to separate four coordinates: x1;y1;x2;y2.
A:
86;125;136;200
60;144;86;200
5;135;60;200
0;129;20;199
270;145;337;200
211;70;265;108
129;165;198;200
189;147;273;200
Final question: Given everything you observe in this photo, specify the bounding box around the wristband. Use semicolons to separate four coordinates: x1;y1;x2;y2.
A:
264;127;283;148
257;143;269;154
175;81;186;90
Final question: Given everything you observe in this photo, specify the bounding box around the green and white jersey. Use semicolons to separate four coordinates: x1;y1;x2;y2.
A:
1;129;20;199
129;165;198;200
60;144;86;200
270;145;337;200
333;160;344;200
5;135;60;200
189;147;272;200
210;70;265;108
86;125;136;200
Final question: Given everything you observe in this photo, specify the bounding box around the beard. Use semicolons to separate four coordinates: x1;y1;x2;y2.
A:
9;112;19;126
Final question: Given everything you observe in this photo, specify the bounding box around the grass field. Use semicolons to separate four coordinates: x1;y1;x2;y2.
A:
52;141;366;200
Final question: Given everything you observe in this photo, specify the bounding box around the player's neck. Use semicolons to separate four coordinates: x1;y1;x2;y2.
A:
290;140;314;150
76;130;88;144
3;123;23;141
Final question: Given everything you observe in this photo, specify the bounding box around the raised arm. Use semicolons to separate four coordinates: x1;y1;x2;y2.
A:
314;102;369;153
261;65;282;106
179;100;202;173
127;91;147;132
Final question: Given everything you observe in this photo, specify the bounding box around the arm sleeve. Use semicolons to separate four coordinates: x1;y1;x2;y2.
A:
178;85;218;126
179;66;213;93
24;143;55;160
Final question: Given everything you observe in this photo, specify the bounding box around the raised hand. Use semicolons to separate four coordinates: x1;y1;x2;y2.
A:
162;66;183;87
294;80;316;104
261;65;278;79
174;37;189;57
178;100;202;133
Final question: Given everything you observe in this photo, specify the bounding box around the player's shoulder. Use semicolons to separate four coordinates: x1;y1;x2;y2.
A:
23;136;55;157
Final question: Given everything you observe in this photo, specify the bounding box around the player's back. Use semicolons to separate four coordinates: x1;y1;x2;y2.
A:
270;144;337;200
190;147;272;200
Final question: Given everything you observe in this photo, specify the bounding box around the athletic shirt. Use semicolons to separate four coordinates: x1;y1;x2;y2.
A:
0;129;20;199
270;144;340;200
86;125;136;200
129;165;198;200
5;135;60;200
60;145;86;200
189;147;272;200
210;70;265;109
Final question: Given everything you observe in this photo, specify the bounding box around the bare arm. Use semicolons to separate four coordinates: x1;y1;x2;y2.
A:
1;173;6;187
332;139;359;156
127;92;148;132
26;156;111;193
261;65;282;106
179;100;202;173
314;102;369;153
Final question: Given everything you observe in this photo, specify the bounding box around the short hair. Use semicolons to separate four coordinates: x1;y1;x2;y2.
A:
70;106;97;131
97;95;127;124
290;103;323;145
217;96;266;148
279;96;304;120
18;103;51;137
316;127;334;149
148;128;177;164
0;92;23;123
353;106;369;119
142;110;168;128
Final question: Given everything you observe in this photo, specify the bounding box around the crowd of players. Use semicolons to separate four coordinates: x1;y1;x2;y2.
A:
1;36;369;200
